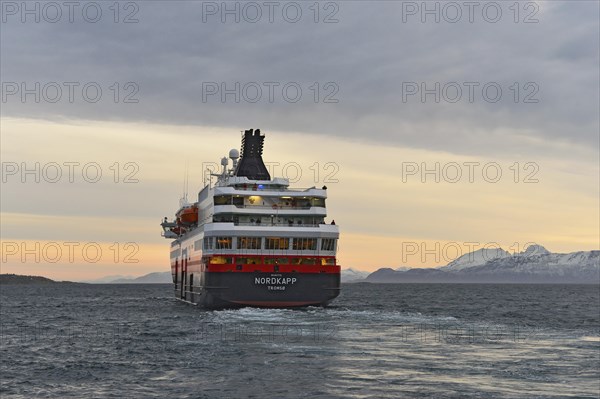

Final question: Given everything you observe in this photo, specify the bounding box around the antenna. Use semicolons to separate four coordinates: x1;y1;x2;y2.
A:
185;160;189;203
181;161;190;206
181;164;185;200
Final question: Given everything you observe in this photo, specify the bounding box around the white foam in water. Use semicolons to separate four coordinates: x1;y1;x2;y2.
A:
210;307;300;323
324;308;458;324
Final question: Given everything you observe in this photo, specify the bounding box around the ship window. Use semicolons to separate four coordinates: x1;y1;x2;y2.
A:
321;258;336;265
292;238;317;251
265;237;290;250
264;257;289;265
238;237;262;249
301;257;317;265
203;237;214;250
194;240;202;251
321;239;336;251
215;237;232;249
232;196;244;206
210;256;233;264
214;195;232;205
236;256;262;265
312;197;326;207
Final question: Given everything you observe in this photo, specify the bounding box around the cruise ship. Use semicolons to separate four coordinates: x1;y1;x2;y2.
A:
160;129;341;308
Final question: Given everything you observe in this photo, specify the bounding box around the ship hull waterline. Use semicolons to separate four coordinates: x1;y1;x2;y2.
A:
174;272;341;309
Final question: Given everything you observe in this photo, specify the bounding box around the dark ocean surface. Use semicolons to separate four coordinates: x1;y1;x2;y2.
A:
1;283;599;398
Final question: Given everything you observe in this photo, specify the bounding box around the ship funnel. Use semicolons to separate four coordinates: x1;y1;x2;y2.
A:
233;128;271;180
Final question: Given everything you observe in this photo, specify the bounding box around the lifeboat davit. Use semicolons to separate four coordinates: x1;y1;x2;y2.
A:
170;225;184;235
177;204;199;225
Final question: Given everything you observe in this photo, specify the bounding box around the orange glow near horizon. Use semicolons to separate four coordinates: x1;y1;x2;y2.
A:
1;118;598;280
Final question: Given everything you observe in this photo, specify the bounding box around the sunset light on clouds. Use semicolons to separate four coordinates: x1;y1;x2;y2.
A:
2;116;597;279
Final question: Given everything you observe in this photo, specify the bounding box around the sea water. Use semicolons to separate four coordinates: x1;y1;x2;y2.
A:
1;283;598;398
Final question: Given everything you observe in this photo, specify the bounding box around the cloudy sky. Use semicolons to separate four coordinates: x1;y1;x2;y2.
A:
1;1;598;279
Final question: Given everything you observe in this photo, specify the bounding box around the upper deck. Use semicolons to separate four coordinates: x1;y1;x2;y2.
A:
162;128;339;243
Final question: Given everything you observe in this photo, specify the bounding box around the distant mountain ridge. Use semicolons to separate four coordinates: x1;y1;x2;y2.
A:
83;275;136;284
96;270;372;284
100;271;172;284
341;268;371;282
0;274;79;284
365;245;600;283
440;248;511;271
84;245;600;285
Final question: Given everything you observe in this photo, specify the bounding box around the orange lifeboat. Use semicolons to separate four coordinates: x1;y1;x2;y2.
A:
177;204;199;225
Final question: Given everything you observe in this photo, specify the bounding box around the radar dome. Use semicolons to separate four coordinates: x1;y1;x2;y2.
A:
229;149;240;159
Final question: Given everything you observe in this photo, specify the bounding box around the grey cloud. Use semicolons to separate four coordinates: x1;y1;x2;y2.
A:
1;1;598;158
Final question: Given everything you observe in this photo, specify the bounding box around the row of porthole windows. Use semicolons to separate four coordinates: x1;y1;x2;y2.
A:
197;237;337;251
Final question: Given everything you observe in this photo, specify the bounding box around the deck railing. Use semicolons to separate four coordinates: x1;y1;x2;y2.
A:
212;221;330;228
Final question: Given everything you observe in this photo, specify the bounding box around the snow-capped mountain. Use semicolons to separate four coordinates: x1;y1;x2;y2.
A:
440;248;510;271
519;244;551;257
365;245;599;283
341;268;371;283
465;250;600;279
